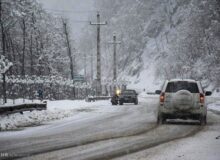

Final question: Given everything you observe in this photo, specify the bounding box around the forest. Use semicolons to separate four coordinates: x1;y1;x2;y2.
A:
0;0;220;102
80;0;220;89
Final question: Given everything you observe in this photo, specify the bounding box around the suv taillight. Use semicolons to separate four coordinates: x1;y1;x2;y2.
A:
160;92;165;103
200;93;204;104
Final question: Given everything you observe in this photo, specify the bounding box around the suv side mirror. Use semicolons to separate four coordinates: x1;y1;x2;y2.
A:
205;91;212;96
155;90;161;95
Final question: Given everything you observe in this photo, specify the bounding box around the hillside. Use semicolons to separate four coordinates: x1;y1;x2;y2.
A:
79;0;220;91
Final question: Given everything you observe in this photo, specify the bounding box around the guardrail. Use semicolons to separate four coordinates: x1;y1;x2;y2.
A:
0;103;47;115
86;96;111;102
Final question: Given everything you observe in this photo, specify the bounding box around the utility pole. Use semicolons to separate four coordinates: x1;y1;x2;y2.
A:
109;33;121;81
90;12;107;96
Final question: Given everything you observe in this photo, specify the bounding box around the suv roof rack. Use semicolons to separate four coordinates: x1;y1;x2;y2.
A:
169;79;196;82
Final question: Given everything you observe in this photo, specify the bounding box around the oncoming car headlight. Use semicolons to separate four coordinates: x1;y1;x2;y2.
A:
116;89;121;96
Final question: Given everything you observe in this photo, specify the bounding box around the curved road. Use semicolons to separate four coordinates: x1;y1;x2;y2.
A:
0;97;219;160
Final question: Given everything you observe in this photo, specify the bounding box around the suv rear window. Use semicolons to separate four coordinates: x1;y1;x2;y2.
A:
165;81;199;93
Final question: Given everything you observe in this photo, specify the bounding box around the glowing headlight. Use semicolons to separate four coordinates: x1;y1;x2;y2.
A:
116;89;121;96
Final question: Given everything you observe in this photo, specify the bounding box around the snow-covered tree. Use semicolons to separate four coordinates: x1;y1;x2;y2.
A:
0;0;71;78
0;55;13;74
81;0;220;89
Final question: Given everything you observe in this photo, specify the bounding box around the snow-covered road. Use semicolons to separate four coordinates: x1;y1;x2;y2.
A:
0;96;220;160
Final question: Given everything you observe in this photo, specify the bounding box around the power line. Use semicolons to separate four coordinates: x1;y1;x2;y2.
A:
44;8;97;14
49;13;92;23
68;20;90;23
44;8;116;15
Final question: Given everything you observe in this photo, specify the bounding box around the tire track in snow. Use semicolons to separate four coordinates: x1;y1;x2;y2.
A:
18;124;203;160
0;102;158;160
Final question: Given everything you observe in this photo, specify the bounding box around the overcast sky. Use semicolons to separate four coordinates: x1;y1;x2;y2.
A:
37;0;95;39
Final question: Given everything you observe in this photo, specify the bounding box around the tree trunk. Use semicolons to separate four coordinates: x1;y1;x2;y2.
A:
9;35;16;74
2;73;7;103
63;20;75;98
21;18;26;77
30;35;33;75
63;21;74;80
0;0;6;56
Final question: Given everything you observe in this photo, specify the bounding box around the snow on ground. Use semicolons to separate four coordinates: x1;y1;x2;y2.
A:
0;93;219;131
149;128;220;160
0;99;116;131
212;89;220;97
0;93;157;131
208;101;220;112
116;118;220;160
126;62;162;93
114;95;220;160
207;92;220;112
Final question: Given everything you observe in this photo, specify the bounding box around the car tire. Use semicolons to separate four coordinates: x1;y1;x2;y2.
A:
200;115;207;125
134;100;138;105
119;101;123;105
157;113;165;125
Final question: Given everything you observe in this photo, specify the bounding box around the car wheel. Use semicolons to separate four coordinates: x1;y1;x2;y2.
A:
119;101;123;105
157;113;165;125
134;99;138;105
200;116;207;125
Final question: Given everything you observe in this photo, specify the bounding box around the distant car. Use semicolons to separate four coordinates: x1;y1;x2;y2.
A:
119;90;138;105
155;79;212;125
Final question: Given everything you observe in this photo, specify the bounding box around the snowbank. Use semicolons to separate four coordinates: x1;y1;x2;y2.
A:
212;89;220;97
1;95;219;131
128;123;220;160
0;100;114;131
208;101;220;113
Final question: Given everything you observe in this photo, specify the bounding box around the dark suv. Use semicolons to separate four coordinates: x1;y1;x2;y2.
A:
119;90;138;105
155;79;212;125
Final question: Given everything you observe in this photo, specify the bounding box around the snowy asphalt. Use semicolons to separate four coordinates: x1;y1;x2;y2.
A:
0;96;220;160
